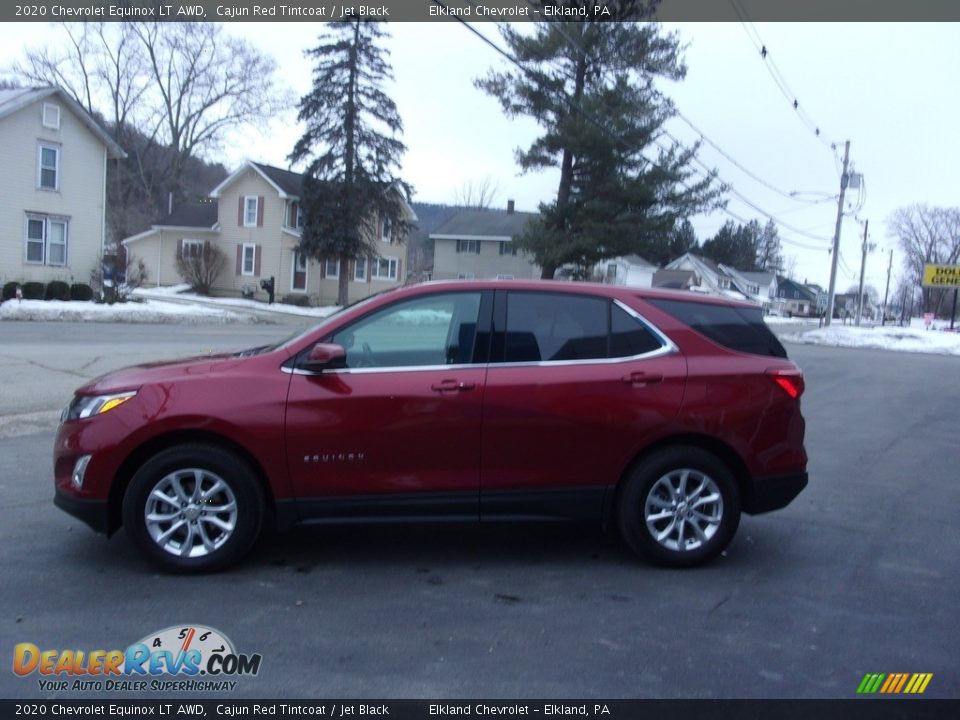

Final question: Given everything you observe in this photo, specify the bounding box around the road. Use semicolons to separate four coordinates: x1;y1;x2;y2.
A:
0;322;957;700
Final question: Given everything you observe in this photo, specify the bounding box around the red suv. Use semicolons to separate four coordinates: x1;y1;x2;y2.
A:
54;281;807;572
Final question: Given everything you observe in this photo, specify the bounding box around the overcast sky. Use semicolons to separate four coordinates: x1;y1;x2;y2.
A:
2;21;957;292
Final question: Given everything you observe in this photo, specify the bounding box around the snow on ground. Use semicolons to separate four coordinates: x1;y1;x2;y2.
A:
764;315;816;325
781;323;960;356
132;286;342;318
0;298;248;324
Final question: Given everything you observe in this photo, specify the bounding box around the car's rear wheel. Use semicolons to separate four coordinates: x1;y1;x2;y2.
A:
618;445;740;567
122;444;264;573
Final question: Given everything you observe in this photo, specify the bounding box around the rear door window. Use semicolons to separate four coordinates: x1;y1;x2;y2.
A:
501;292;664;363
647;298;787;358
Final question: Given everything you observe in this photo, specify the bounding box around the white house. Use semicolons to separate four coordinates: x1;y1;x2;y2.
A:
597;255;657;288
0;86;125;287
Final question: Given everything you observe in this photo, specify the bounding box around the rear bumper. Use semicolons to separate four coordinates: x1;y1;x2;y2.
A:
54;490;110;535
742;471;808;514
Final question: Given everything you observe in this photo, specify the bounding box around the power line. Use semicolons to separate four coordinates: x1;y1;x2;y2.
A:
442;4;833;253
729;0;836;150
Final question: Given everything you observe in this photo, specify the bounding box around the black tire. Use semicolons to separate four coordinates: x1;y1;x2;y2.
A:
122;444;264;573
617;445;741;568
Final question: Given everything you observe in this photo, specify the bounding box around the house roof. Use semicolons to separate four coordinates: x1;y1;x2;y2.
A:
738;271;776;286
161;201;219;228
430;207;537;241
621;254;656;268
652;269;698;289
251;162;304;197
0;86;126;159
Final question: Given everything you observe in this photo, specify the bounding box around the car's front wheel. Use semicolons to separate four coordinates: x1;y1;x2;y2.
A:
618;446;741;567
122;444;264;573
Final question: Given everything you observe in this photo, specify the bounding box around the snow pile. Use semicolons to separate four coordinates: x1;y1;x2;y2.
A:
132;286;341;318
781;324;960;356
0;298;248;324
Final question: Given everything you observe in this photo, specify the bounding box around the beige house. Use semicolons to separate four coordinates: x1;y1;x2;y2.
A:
0;86;125;287
431;203;539;280
123;161;414;305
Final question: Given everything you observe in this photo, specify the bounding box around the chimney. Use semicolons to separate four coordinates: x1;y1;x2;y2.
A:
507;199;515;214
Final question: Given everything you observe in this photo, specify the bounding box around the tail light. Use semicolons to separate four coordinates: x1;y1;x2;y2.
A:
767;369;804;399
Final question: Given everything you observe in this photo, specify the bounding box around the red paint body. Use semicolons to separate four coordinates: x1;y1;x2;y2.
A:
53;281;807;534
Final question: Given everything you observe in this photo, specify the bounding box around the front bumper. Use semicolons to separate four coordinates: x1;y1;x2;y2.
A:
742;471;808;514
54;489;110;535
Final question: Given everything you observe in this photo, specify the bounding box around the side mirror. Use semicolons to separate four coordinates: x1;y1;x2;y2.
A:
302;343;347;373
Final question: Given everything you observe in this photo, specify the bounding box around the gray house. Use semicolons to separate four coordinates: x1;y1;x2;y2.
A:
431;202;539;280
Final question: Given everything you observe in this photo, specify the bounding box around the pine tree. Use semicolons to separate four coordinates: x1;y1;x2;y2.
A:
290;21;411;305
702;220;759;270
476;3;723;279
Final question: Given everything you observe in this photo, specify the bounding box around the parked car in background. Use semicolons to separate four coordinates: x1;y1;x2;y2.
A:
54;280;807;572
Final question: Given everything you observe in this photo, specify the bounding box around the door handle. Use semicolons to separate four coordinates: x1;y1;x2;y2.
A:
431;379;475;393
622;372;663;386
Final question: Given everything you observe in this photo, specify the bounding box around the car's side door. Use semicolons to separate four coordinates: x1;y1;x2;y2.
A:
479;290;686;520
285;290;492;519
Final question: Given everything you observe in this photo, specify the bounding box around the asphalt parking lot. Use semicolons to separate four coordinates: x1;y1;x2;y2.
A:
0;321;957;699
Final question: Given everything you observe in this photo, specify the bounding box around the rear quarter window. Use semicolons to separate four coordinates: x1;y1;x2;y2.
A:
647;298;788;358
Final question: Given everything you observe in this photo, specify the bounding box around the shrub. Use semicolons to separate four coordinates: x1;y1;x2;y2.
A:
45;280;71;301
175;243;226;295
21;282;45;300
70;283;94;301
280;294;311;307
2;281;19;301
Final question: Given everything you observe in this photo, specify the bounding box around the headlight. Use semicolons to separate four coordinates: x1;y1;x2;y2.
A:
61;391;137;422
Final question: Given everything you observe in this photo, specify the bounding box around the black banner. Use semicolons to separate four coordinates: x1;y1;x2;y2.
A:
1;699;957;719
2;0;960;23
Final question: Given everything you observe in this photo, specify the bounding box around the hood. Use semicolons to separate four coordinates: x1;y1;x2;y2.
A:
76;353;242;396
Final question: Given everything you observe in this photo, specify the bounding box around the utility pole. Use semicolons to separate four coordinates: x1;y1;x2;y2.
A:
881;249;893;326
855;220;873;326
824;140;851;327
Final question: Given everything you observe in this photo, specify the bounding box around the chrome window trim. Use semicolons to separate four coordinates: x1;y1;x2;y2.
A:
283;297;676;376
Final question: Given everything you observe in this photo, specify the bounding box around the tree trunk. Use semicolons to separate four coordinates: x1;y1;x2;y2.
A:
338;251;350;306
540;263;557;280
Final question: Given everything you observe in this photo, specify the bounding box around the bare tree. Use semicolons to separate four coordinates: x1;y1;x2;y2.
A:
783;254;798;280
176;244;227;296
452;177;500;209
8;22;291;225
887;205;960;315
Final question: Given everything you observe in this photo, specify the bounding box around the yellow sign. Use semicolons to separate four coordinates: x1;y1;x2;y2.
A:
923;263;960;288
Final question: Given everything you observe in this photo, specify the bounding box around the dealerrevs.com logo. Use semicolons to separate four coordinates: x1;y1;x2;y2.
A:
13;625;261;692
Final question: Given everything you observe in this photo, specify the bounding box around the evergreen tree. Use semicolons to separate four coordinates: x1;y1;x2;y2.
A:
290;22;411;305
650;218;699;266
702;220;760;270
477;3;723;279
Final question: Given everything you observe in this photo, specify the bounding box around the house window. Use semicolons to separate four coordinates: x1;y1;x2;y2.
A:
42;103;60;129
381;216;392;243
244;196;258;227
499;242;518;256
372;257;398;280
354;258;366;281
457;272;476;280
182;239;204;259
718;277;730;289
456;239;481;254
25;214;68;266
496;274;514;280
242;243;256;276
38;143;60;190
325;258;340;279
